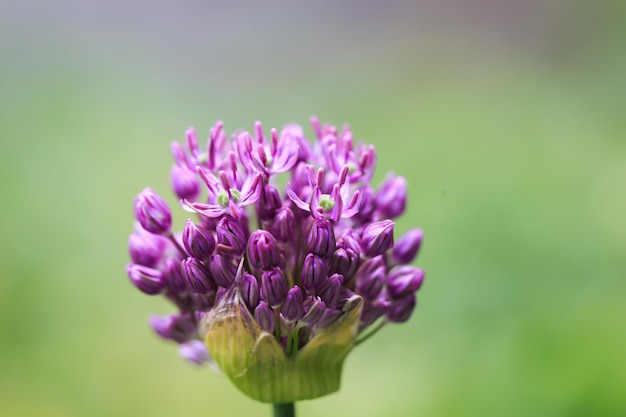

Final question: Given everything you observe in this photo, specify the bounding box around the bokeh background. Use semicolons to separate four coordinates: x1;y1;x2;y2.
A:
1;1;625;416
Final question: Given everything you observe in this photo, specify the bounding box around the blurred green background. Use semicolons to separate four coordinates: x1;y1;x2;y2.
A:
1;1;625;416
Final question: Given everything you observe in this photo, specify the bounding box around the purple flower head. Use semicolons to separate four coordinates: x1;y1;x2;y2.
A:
134;188;172;235
127;118;426;403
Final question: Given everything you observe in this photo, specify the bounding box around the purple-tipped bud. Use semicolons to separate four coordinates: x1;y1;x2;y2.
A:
258;185;282;221
392;228;423;264
301;296;326;325
208;254;238;288
376;174;408;218
254;301;275;333
317;308;343;328
127;263;164;295
354;185;376;223
181;257;215;293
247;230;281;270
307;219;336;258
179;340;211;365
387;266;424;299
361;220;394;257
240;273;260;310
329;248;359;278
301;253;327;292
216;216;247;256
317;273;343;308
162;258;186;293
150;314;196;343
134;188;172;235
128;231;166;267
260;269;288;307
182;219;215;260
360;298;391;326
387;294;417;323
283;286;305;322
270;207;295;242
355;256;386;300
170;164;200;201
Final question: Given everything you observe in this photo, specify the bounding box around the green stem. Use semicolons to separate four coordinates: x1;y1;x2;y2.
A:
273;402;295;417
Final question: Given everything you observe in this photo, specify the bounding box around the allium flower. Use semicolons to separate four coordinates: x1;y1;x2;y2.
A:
126;118;426;405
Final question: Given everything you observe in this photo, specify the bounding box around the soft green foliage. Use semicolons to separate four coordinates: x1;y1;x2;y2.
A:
1;3;625;416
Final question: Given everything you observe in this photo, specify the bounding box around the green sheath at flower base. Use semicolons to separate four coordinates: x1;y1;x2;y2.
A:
203;288;363;403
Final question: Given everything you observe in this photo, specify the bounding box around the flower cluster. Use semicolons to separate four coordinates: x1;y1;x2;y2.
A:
127;117;424;402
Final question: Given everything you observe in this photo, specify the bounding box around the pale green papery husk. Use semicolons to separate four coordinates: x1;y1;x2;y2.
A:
203;289;363;403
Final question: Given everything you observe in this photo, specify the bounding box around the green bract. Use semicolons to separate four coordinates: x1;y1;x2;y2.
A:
203;288;363;403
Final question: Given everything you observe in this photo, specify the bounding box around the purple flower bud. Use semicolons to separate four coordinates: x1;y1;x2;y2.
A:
182;219;216;260
240;273;260;310
301;296;326;325
361;220;394;257
128;231;166;268
317;308;343;328
208;254;237;288
254;301;275;333
376;174;408;218
301;253;327;293
282;286;304;322
247;230;281;270
307;219;336;258
127;263;164;295
360;298;391;327
353;185;376;223
329;248;359;278
216;216;247;256
162;258;186;293
258;185;282;221
392;228;423;264
179;340;211;365
260;269;288;307
355;256;386;300
270;207;295;243
317;273;343;308
387;266;424;299
181;257;215;293
170;164;200;201
134;188;172;235
387;294;417;323
150;314;196;343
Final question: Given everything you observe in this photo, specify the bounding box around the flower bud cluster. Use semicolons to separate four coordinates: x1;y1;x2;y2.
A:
127;117;425;366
